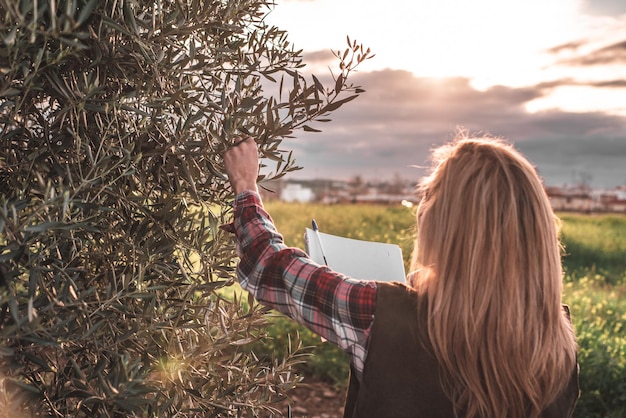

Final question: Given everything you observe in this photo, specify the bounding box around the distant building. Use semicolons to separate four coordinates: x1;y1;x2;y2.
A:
268;178;626;213
597;186;626;212
545;185;626;213
546;186;596;212
280;183;314;203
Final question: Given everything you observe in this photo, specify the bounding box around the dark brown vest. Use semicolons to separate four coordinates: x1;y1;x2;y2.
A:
343;282;579;418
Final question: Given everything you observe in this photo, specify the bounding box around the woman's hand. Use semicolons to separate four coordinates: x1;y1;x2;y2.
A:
223;137;259;194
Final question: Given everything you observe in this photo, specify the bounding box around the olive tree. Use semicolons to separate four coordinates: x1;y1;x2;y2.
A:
0;0;371;415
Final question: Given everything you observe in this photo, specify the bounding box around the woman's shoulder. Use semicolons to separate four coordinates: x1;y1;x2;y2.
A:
375;280;419;299
373;281;423;316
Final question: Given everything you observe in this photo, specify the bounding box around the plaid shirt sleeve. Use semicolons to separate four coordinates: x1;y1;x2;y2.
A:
230;190;377;377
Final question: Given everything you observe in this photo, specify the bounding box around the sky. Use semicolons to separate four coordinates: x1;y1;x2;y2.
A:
261;0;626;188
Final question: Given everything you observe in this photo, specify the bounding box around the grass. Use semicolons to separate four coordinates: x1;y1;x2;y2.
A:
559;213;626;285
563;273;626;417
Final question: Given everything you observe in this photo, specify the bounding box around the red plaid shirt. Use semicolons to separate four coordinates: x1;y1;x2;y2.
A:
229;191;377;378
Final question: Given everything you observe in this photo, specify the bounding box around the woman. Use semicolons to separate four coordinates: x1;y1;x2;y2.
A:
222;135;579;418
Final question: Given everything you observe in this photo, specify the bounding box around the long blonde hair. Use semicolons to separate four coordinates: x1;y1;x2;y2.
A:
410;135;577;418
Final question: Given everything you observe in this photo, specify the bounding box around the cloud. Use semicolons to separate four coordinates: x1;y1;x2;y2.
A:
281;69;626;187
535;78;626;89
302;69;625;140
559;39;626;66
547;41;586;55
592;79;626;87
516;137;626;186
581;0;626;16
302;49;336;66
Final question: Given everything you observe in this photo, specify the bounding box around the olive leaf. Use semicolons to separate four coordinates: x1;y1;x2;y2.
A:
0;0;371;416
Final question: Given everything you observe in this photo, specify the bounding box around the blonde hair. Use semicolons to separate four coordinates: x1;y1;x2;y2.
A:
410;135;577;418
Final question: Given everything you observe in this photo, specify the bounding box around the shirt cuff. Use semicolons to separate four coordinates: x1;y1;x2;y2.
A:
233;190;263;209
219;190;263;234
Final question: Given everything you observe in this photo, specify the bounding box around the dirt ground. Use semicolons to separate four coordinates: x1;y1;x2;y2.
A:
274;377;346;418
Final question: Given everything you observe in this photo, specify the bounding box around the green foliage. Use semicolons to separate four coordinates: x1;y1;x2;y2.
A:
0;0;372;415
258;203;626;417
560;213;626;284
564;273;626;418
248;314;350;387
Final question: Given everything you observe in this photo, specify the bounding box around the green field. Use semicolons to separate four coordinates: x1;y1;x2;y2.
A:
241;201;626;418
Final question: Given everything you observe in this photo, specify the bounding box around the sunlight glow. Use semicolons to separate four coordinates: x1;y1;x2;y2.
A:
265;0;585;86
525;86;626;116
263;0;626;116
